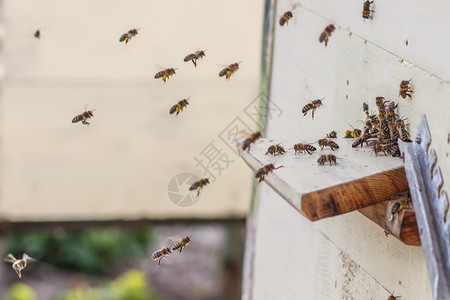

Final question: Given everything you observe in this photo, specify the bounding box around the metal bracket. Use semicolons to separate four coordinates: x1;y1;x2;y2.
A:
399;115;450;300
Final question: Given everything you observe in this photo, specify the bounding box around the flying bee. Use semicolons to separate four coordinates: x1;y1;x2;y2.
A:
152;246;172;266
362;0;374;20
72;107;95;125
317;154;337;166
189;178;210;198
171;236;192;253
219;62;240;80
4;253;35;278
399;79;413;99
302;98;324;119
242;132;262;152
34;29;41;39
326;130;337;138
255;164;283;183
388;202;404;222
119;28;139;44
169;98;190;115
319;24;336;47
352;132;370;148
292;143;316;155
266;144;286;156
279;11;294;27
184;50;206;67
344;123;362;138
155;67;177;83
318;138;339;151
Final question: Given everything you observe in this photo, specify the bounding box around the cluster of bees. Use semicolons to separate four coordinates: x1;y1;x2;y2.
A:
152;236;192;266
351;96;412;157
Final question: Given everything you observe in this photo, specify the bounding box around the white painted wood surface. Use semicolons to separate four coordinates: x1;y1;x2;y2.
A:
245;0;450;298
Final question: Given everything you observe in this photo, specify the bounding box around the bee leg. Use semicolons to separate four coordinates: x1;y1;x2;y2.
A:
193;59;197;68
157;257;163;266
312;109;315;120
82;120;90;125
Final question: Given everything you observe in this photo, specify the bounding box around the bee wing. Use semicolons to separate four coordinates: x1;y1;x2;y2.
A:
23;253;36;263
155;64;168;71
4;254;17;263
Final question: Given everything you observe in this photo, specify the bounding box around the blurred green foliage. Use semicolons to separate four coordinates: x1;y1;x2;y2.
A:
5;227;154;275
5;283;37;300
54;270;165;300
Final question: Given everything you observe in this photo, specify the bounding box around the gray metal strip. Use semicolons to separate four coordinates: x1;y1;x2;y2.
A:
399;115;450;300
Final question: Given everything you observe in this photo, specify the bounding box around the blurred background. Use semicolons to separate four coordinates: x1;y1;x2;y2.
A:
0;0;265;299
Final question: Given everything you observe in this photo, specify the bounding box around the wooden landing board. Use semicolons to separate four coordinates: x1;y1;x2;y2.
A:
236;137;408;221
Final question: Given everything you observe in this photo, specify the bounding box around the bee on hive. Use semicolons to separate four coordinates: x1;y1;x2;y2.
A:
292;143;316;155
170;98;190;115
4;253;35;278
72;107;95;125
279;11;294;27
399;79;413;99
266;144;286;156
319;24;336;47
255;164;283;183
242;132;262;152
184;50;206;67
152;246;172;266
317;154;337;166
119;28;139;44
362;1;375;20
318;138;339;151
325;130;337;138
302;98;324;119
219;62;240;80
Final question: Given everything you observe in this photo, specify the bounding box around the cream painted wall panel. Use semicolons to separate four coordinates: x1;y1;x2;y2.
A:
277;0;450;81
251;185;418;300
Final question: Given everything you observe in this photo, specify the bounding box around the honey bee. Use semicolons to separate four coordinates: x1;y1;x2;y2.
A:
388;293;401;300
72;107;95;125
266;144;286;156
352;132;370;148
319;24;336;47
34;29;41;39
189;178;210;197
344;123;362;138
396;119;412;142
318;138;339;151
292;143;316;154
388;202;404;222
399;79;413;99
317;154;337;166
279;11;294;27
362;0;374;19
326;130;337;138
386;101;398;118
4;253;35;278
302;98;324;119
219;62;240;80
184;50;206;67
242;132;262;152
362;102;369;112
255;164;283;183
169;98;190;115
152;246;172;266
171;236;192;253
155;67;177;83
119;28;139;44
371;142;393;156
